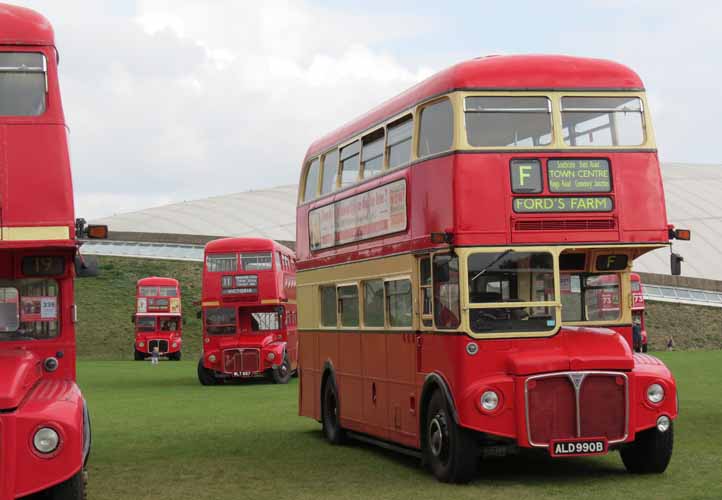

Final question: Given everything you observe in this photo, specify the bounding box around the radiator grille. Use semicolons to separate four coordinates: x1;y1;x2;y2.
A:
515;219;616;231
223;348;260;374
526;372;627;447
148;339;169;353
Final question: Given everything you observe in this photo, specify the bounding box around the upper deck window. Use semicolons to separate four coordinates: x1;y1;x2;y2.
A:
340;141;361;188
206;254;237;273
241;252;272;270
304;158;320;202
139;286;157;297
561;97;644;146
321;149;339;195
465;96;552;147
0;53;46;116
361;129;385;179
418;99;453;157
159;286;178;297
387;115;413;169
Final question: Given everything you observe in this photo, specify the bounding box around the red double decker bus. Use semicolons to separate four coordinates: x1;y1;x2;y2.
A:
197;238;298;385
0;4;106;498
296;55;681;482
133;277;183;361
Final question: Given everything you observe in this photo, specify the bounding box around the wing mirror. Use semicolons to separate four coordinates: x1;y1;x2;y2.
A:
75;254;99;278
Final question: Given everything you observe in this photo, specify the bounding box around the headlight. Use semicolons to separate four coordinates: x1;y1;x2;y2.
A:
267;352;276;361
208;354;217;363
480;390;499;411
647;383;665;404
656;415;671;433
139;341;145;347
33;427;60;454
172;342;178;348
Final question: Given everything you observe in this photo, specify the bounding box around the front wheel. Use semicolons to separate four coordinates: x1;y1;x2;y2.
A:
170;351;182;361
197;358;218;386
642;344;648;353
134;350;144;361
322;378;346;444
272;355;292;384
47;469;86;500
620;423;674;473
423;390;477;483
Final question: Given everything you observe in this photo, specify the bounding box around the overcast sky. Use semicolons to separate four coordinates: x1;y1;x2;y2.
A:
18;0;722;220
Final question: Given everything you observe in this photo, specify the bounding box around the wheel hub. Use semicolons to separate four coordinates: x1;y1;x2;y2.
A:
429;414;448;458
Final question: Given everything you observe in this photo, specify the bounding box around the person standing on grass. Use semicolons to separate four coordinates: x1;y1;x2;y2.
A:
151;346;160;365
632;320;642;352
666;336;675;351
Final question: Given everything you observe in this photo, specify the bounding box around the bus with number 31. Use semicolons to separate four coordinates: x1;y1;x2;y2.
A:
296;55;687;483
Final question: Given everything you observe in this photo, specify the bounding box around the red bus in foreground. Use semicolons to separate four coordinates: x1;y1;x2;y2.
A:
296;55;681;482
133;277;183;361
0;4;105;498
197;238;298;385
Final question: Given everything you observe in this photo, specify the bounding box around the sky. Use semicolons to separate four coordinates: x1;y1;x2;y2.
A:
16;0;722;219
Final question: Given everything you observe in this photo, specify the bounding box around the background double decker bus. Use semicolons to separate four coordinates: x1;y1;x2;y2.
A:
296;55;681;482
0;4;106;498
197;238;298;385
133;276;183;361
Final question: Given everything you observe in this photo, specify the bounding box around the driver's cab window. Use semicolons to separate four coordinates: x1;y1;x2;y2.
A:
561;273;621;322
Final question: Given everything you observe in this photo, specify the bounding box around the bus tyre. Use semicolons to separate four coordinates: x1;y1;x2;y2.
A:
621;422;674;474
642;344;648;353
197;358;218;386
424;390;477;483
272;355;292;384
322;378;346;444
134;350;144;361
47;469;86;500
170;351;182;361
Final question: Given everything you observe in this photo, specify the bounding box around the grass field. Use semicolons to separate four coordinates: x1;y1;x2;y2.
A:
81;351;722;500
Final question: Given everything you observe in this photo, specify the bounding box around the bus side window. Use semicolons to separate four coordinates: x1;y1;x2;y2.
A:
387;115;413;169
340;141;361;189
303;158;320;202
419;257;433;327
320;286;337;327
432;254;460;329
386;279;412;327
337;284;359;327
418;98;453;158
321;149;339;195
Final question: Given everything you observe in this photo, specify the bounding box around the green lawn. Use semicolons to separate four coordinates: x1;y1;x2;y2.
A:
80;351;722;500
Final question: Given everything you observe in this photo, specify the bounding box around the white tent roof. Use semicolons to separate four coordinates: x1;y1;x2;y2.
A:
633;163;722;279
93;185;298;242
92;164;721;280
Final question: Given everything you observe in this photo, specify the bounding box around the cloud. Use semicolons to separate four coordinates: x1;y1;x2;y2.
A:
19;0;436;219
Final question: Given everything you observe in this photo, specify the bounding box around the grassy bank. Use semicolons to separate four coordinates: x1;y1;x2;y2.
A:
80;351;721;500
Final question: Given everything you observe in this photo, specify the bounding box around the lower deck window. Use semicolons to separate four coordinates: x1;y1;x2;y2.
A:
205;307;237;334
0;279;59;341
136;316;156;332
320;286;337;327
338;285;359;327
251;311;281;331
561;273;621;322
386;280;412;327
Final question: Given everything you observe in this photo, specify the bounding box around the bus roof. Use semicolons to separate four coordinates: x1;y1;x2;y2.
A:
305;54;644;159
0;3;55;45
205;237;294;256
137;276;179;287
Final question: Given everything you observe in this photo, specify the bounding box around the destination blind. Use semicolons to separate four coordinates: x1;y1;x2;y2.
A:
513;196;613;213
548;159;611;193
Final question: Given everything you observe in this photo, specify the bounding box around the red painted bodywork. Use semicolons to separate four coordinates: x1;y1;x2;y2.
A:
200;238;298;379
0;5;88;497
296;56;677;458
134;277;182;357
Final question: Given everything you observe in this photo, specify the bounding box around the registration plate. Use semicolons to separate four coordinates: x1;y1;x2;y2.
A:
550;438;608;457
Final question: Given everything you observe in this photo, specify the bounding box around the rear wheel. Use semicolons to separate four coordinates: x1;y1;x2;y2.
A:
46;469;86;500
621;423;674;473
197;358;218;386
272;354;292;384
322;377;345;444
423;390;477;483
134;350;144;361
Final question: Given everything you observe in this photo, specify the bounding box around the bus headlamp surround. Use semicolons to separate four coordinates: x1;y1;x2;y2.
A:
647;383;665;404
480;390;500;412
33;427;60;455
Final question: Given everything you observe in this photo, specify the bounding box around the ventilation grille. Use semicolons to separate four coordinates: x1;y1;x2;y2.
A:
515;219;616;231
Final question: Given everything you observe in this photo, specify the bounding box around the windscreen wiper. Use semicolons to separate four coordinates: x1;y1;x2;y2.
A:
470;249;513;282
